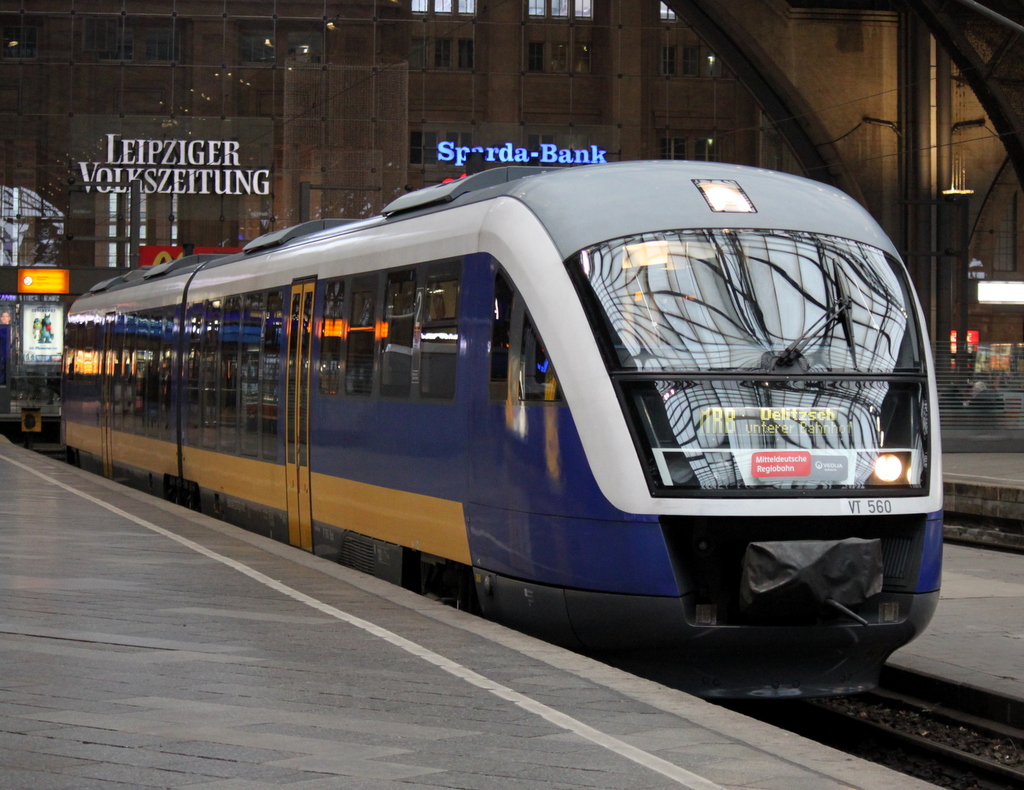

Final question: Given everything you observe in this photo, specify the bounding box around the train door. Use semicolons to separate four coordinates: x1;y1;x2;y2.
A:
284;279;316;551
99;312;117;478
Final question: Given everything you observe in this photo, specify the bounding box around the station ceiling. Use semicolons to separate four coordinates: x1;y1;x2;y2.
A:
664;0;1024;191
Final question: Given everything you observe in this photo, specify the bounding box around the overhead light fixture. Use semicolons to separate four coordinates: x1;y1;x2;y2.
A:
978;281;1024;304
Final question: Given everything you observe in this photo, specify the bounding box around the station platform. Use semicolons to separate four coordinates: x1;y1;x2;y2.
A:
943;453;1024;528
0;438;936;790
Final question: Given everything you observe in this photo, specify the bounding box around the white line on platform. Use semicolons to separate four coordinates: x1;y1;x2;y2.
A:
1;453;724;790
945;472;1024;485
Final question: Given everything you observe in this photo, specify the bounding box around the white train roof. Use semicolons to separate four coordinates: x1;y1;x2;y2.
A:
453;161;898;261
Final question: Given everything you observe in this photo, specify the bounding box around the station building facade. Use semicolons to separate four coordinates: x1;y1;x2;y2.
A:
1;0;776;267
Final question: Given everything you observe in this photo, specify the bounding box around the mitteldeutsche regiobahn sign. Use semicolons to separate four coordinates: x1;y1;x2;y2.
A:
76;134;271;196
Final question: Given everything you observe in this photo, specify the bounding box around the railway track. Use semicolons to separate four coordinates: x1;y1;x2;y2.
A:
730;683;1024;790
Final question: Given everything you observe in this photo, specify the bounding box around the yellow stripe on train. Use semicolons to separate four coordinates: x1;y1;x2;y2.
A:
180;447;470;563
311;473;470;565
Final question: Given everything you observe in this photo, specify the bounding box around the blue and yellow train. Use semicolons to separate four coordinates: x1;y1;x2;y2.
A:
62;162;943;698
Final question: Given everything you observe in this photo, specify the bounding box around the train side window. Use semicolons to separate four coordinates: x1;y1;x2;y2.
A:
345;275;378;396
143;312;160;437
129;314;143;432
89;316;101;387
131;313;143;435
488;272;561;403
137;313;149;436
419;264;460;401
489;272;513;399
319;279;344;395
134;313;149;434
185;302;204;443
220;296;242;454
518;313;562;402
64;317;78;380
131;313;146;433
158;308;174;437
79;318;91;382
382;269;416;399
240;292;264;457
112;313;128;432
134;313;147;436
261;289;284;461
200;299;222;449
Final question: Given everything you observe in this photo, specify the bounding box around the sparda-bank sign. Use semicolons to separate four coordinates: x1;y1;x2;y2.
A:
437;140;608;167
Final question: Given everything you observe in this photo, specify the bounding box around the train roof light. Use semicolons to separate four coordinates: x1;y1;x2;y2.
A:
694;179;756;213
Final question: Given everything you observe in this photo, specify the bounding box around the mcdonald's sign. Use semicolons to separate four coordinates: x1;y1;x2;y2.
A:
139;245;242;266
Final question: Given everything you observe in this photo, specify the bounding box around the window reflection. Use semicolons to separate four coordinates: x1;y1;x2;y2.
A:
577;230;921;375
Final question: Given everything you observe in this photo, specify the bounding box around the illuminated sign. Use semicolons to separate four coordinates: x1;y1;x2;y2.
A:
140;245;243;266
21;302;63;365
697;406;851;437
949;329;979;352
977;280;1024;304
140;246;184;267
77;134;271;196
436;140;608;168
18;268;69;294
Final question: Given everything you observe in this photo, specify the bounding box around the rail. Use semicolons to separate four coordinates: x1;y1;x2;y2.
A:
730;667;1024;789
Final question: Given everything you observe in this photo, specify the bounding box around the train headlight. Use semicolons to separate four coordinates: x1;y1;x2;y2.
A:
873;453;903;483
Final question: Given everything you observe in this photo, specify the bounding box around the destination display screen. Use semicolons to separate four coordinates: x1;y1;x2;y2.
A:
625;379;927;491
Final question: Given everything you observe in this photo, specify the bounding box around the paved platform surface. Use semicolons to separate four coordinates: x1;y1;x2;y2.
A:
943;453;1024;489
0;439;938;790
888;541;1024;705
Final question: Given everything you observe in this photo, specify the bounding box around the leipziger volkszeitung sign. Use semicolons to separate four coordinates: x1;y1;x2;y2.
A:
77;134;271;196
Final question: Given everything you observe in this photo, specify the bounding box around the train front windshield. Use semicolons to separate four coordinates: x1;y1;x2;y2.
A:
572;229;930;493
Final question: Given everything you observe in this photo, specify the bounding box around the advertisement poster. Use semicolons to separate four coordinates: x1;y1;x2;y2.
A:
22;303;63;365
0;325;7;386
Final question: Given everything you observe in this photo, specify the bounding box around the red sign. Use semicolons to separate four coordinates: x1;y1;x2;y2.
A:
949;329;979;352
139;245;242;266
140;246;183;267
751;451;811;478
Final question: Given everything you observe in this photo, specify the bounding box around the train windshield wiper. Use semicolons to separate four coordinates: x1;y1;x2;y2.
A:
773;296;854;369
